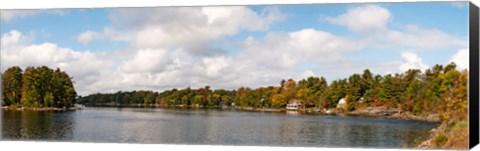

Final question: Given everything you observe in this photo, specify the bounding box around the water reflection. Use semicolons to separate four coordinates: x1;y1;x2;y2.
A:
2;110;74;141
2;108;438;148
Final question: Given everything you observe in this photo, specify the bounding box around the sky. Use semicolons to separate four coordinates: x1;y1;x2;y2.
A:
0;1;470;96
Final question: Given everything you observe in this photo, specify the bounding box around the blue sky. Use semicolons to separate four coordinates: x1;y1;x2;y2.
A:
0;2;470;95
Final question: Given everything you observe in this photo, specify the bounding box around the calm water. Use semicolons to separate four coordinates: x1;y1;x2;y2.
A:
1;107;438;148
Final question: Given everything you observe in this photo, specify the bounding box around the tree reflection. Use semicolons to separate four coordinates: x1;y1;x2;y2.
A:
2;110;74;141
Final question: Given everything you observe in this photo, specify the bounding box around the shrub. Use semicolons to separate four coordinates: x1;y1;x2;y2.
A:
446;120;456;131
434;133;448;147
372;101;384;107
384;102;393;108
412;136;423;147
413;102;421;115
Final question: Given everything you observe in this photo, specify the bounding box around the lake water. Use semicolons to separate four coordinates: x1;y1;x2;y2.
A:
1;107;438;148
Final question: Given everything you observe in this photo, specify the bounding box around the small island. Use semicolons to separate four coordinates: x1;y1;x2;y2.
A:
1;66;77;111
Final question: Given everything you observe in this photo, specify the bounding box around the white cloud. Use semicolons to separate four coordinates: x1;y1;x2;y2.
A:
1;30;112;96
399;51;428;72
76;31;100;45
201;6;285;33
80;6;285;56
76;28;130;45
1;10;37;22
238;28;363;70
1;30;35;49
1;42;111;95
385;25;467;49
202;56;231;78
326;5;390;34
1;10;66;22
91;27;366;93
325;5;467;50
300;70;316;79
1;30;22;47
323;4;468;78
289;28;363;53
119;49;171;74
73;44;237;93
225;28;366;87
449;48;469;70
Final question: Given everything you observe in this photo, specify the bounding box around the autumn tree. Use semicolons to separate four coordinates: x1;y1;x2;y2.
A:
282;79;297;101
271;93;286;108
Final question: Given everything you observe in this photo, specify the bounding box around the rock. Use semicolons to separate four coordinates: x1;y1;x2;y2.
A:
326;109;335;114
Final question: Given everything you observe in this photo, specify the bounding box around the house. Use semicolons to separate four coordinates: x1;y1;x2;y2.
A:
286;99;301;110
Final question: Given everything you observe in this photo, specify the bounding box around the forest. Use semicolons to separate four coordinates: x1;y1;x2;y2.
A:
79;62;467;122
1;66;77;109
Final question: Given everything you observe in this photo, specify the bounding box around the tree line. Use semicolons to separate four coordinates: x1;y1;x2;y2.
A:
2;66;77;108
79;63;467;120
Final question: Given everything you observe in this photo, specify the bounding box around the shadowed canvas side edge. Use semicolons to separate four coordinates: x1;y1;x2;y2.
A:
469;1;479;149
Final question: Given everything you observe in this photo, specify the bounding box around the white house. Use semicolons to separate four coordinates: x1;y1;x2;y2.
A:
286;99;301;110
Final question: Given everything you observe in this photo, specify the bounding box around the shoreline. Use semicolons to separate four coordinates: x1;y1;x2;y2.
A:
346;106;441;123
83;105;440;123
1;106;81;111
9;104;440;129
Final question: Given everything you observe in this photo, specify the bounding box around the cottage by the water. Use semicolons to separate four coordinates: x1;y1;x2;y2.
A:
286;99;301;110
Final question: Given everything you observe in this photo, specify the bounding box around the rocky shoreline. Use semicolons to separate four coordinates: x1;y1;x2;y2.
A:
233;106;283;112
346;106;441;123
233;106;441;123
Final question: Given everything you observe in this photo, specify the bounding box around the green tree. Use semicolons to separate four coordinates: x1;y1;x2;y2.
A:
57;69;77;107
403;79;423;113
44;92;55;107
2;66;23;106
298;76;328;107
20;67;41;107
193;95;205;106
296;88;312;108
